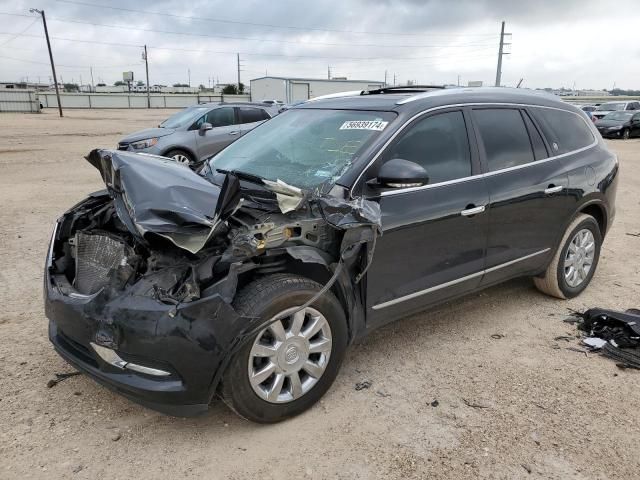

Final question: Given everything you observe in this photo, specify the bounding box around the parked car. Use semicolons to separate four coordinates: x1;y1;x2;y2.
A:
591;100;640;120
46;87;618;422
116;102;279;165
581;105;597;113
595;111;640;139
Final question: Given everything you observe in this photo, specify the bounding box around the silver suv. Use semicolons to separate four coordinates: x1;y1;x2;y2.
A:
117;103;279;165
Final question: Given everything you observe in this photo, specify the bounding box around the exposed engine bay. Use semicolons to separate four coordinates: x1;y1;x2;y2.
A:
48;149;381;310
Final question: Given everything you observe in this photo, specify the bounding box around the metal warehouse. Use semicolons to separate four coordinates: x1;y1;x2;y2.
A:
250;76;384;103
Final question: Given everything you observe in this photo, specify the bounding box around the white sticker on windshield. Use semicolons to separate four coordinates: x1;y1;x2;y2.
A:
339;120;388;131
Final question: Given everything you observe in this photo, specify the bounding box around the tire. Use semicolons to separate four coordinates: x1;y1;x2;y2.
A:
221;274;348;423
622;129;630;140
164;149;194;165
534;214;602;299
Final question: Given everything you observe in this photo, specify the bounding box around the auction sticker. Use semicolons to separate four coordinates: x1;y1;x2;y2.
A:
339;120;388;131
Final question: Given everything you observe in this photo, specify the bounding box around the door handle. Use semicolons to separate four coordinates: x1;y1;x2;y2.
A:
460;205;485;217
544;185;563;194
228;131;240;136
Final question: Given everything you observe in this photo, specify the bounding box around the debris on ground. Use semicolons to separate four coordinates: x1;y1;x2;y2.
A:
430;399;439;407
355;380;372;391
462;398;491;409
46;371;81;388
625;232;640;237
521;463;532;474
566;308;640;368
490;334;504;339
375;390;391;398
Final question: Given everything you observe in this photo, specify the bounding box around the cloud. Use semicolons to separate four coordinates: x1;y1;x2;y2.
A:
0;0;637;89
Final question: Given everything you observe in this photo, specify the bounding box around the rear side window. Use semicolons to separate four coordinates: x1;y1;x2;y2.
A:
530;108;594;154
239;107;270;124
382;110;471;184
473;109;534;172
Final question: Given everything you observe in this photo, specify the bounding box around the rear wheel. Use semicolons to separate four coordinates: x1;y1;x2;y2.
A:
165;149;193;165
534;214;602;299
222;274;348;423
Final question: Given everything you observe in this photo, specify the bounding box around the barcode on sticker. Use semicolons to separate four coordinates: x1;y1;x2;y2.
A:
339;120;388;131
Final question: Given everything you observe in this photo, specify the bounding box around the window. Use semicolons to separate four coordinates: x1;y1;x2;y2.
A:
382;111;471;184
531;107;595;154
239;107;270;124
473;109;534;172
206;107;235;127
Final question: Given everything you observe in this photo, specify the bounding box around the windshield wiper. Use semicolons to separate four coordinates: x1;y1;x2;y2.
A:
215;168;265;185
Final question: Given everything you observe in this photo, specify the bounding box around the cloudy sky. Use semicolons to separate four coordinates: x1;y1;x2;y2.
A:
1;0;638;89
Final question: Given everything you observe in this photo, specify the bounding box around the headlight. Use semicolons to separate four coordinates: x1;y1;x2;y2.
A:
130;137;159;149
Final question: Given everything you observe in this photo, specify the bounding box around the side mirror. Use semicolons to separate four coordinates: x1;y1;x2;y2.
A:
199;122;213;135
375;158;429;188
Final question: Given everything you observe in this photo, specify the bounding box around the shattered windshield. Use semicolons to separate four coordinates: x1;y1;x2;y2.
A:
159;107;208;129
209;109;396;189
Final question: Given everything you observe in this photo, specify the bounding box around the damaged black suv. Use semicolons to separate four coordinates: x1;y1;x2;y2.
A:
45;87;618;422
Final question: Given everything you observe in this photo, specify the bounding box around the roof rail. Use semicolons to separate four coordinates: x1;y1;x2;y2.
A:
306;90;363;102
363;85;446;95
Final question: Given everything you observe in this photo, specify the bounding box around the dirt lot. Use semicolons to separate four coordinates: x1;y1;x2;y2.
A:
1;109;639;479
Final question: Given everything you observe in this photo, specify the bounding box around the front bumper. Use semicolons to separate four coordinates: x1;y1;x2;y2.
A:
44;224;242;416
598;129;624;138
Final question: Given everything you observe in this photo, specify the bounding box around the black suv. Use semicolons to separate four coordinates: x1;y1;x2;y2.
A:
45;87;618;422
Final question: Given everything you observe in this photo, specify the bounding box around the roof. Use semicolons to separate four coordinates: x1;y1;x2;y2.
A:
250;76;384;84
296;87;573;113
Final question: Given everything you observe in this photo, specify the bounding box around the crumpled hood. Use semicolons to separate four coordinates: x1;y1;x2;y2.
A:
86;149;239;254
119;127;175;144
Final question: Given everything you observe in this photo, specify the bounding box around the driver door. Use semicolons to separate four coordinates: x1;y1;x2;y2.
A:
362;109;490;329
194;107;240;159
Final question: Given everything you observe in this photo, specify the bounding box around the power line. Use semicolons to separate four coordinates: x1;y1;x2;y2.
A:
52;0;500;38
0;16;39;47
44;15;497;49
0;54;141;69
0;31;496;62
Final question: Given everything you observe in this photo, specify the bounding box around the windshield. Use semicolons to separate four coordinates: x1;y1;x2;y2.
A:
596;102;626;111
209;109;396;189
159;107;209;128
603;112;633;121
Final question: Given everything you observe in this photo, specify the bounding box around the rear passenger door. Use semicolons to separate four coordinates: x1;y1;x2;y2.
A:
238;107;271;135
471;107;571;286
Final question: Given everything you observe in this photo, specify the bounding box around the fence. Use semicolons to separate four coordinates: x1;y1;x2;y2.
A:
39;92;251;109
0;89;41;112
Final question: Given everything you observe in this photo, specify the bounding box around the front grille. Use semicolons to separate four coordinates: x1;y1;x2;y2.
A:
74;232;128;294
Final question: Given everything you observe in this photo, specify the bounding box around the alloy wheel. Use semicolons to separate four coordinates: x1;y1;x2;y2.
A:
564;228;595;288
248;306;332;404
172;153;191;165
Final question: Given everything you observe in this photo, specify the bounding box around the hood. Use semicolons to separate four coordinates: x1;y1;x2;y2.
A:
86;149;240;254
119;127;176;144
595;119;629;128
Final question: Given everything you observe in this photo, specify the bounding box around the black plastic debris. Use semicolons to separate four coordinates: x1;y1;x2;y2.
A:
47;371;81;388
573;308;640;368
355;380;372;391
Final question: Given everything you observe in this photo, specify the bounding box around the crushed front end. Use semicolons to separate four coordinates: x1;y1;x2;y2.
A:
45;149;380;416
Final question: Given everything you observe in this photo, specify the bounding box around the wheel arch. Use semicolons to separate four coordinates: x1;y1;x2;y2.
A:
161;145;197;162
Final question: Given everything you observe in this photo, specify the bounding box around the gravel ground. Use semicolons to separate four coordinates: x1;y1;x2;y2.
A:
1;109;639;480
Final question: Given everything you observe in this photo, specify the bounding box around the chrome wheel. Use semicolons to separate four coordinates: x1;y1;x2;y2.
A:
622;129;630;140
248;306;332;404
172;153;191;165
564;228;595;288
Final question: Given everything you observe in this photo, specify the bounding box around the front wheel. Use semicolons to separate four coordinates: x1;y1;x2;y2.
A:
534;214;602;299
622;128;631;140
221;274;348;423
164;149;193;165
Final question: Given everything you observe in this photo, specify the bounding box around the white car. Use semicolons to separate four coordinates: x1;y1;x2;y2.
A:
592;101;640;120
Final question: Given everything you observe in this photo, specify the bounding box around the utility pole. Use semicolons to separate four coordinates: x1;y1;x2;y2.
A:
30;8;62;117
494;21;511;87
393;73;397;86
188;68;191;87
89;66;94;89
143;45;150;108
457;74;461;87
327;65;331;80
384;70;388;86
237;53;241;92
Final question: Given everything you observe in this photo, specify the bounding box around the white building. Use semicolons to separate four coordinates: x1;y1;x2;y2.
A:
250;76;384;103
